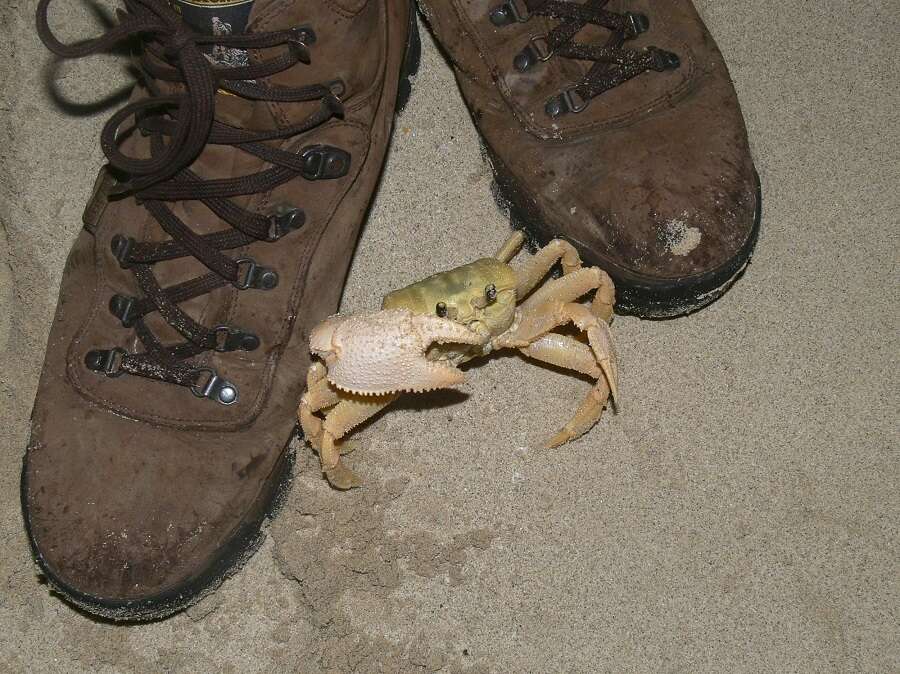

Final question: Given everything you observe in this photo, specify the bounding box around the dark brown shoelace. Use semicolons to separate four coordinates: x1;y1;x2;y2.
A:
37;0;349;405
489;0;680;116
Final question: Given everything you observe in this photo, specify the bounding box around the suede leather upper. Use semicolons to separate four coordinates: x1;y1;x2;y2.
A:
23;0;413;610
419;0;759;307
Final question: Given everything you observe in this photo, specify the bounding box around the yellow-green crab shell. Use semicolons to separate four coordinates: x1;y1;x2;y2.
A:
382;258;517;361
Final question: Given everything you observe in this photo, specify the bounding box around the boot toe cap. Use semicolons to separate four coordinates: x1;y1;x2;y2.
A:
21;410;289;620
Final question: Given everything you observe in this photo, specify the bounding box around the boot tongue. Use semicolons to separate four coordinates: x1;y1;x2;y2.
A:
172;0;255;35
172;0;255;65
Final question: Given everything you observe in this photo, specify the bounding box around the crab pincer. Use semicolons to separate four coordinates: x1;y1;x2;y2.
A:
310;308;488;396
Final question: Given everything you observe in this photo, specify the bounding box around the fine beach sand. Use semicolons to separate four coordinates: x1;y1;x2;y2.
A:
1;1;897;671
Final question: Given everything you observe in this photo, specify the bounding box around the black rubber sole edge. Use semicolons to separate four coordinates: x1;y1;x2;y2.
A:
395;2;422;114
485;145;763;319
19;1;424;624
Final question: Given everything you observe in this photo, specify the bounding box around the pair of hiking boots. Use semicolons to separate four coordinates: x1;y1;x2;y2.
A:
22;0;760;621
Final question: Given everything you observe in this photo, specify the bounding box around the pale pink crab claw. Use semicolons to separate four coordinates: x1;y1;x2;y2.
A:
309;308;488;396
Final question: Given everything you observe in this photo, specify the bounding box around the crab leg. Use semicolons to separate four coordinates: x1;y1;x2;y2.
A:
562;303;618;404
298;362;341;451
512;238;584;298
590;269;616;323
496;283;619;446
546;376;612;449
518;329;615;449
495;267;614;348
319;394;398;490
520;333;601;379
542;302;617;446
494;230;526;263
520;266;613;315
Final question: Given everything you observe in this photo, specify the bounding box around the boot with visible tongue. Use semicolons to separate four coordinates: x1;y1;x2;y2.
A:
22;0;419;621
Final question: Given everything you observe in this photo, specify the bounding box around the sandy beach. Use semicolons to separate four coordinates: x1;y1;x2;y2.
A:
1;1;897;671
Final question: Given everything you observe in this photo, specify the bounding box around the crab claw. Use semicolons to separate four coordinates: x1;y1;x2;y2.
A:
309;308;487;396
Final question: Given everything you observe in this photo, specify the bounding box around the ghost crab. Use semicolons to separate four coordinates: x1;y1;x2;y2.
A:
299;231;619;489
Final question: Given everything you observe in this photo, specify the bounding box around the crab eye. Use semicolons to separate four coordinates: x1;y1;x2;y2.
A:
485;284;497;302
435;302;448;318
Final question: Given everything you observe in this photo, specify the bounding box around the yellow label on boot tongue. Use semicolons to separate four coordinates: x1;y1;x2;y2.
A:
172;0;255;67
172;0;255;35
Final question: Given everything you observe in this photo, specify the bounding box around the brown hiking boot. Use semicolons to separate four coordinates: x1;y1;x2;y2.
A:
22;0;419;621
417;0;761;317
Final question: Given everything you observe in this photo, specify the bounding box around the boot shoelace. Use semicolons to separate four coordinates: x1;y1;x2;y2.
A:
489;0;680;117
37;0;349;405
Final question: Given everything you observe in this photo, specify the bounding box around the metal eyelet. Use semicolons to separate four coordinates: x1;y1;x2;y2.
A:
213;325;260;352
267;207;306;241
529;35;554;60
561;88;589;113
84;347;127;377
321;80;347;118
624;12;650;38
190;368;239;405
489;0;531;26
514;35;554;72
291;25;317;45
289;41;311;64
234;257;279;290
647;47;680;71
109;294;139;327
288;25;317;64
545;88;589;117
299;145;351;181
324;90;345;117
110;234;135;268
327;79;346;97
108;180;135;198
